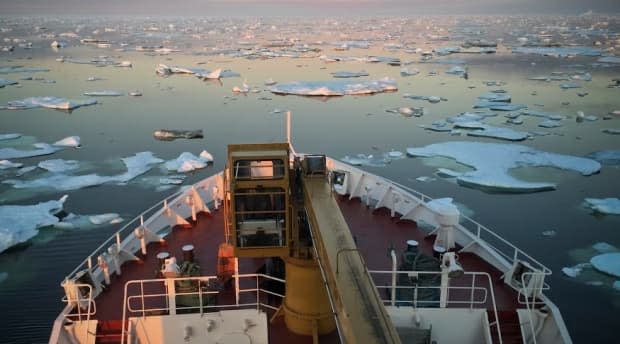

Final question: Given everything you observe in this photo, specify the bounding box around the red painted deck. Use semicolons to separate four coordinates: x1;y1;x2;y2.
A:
86;192;525;343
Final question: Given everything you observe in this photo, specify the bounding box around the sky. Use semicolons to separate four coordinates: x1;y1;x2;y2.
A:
1;0;619;16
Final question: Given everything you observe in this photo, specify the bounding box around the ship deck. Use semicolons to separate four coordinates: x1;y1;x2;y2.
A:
85;195;523;343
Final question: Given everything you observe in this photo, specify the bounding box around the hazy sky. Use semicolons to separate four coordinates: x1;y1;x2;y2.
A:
1;0;619;16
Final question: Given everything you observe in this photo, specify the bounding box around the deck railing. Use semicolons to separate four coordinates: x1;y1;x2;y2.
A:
369;269;502;342
120;273;285;343
326;158;552;277
61;173;224;297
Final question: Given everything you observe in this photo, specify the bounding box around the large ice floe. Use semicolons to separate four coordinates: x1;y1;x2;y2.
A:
268;78;397;96
0;195;67;253
563;242;620;291
406;141;601;192
0;136;80;160
1;96;97;111
165;151;214;173
3;152;163;191
583;198;620;215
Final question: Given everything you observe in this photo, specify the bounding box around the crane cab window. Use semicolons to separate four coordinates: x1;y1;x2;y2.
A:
234;187;286;247
234;159;285;180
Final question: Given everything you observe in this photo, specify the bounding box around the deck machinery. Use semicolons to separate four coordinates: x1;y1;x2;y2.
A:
224;143;401;344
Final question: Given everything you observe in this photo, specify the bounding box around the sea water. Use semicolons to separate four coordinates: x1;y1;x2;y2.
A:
0;15;619;343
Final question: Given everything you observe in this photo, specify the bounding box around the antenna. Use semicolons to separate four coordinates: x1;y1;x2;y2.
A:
286;110;291;144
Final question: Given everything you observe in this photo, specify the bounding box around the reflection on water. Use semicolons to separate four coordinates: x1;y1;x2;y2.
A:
0;15;619;344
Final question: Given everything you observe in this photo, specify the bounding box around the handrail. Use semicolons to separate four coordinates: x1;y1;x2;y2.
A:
369;269;502;343
327;158;551;276
120;273;285;344
519;271;549;344
63;173;223;285
61;283;96;321
388;179;551;276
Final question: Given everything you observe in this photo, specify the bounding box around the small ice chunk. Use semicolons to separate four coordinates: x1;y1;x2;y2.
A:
0;78;18;88
538;120;562;128
598;56;620;64
454;122;529;141
53;136;81;148
0;133;21;141
478;92;511;102
331;71;369;78
199;150;214;162
0;143;59;160
446;66;466;75
0;160;22;169
1;96;97;111
584;198;620;215
562;266;583;278
83;90;124;96
153;129;203;141
38;159;79;173
541;230;556;237
387;150;404;158
473;101;526;111
614;281;620;291
592;242;618;253
165;152;211;173
590;253;620;278
400;67;419;76
89;213;121;225
16;166;37;176
416;176;435;182
0;195;67;253
602;128;620;135
160;176;185;185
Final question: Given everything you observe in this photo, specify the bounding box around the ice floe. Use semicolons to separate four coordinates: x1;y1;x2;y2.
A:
0;66;50;74
452;122;530;141
331;71;369;78
3;152;163;191
0;160;23;169
1;96;97;111
83;90;124;96
0;195;67;253
511;47;602;57
38;159;79;173
591;253;620;278
0;133;21;141
473;101;527;111
88;213;123;225
0;78;18;88
583;198;620;215
153;129;203;141
341;154;389;167
446;66;467;76
406;141;601;192
269;78;397;96
164;151;213;173
0;136;80;160
587;150;620;166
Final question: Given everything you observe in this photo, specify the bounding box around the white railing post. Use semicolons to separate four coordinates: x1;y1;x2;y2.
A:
390;250;397;306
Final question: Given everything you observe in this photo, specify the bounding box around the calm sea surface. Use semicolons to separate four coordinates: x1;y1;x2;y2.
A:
1;16;619;343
